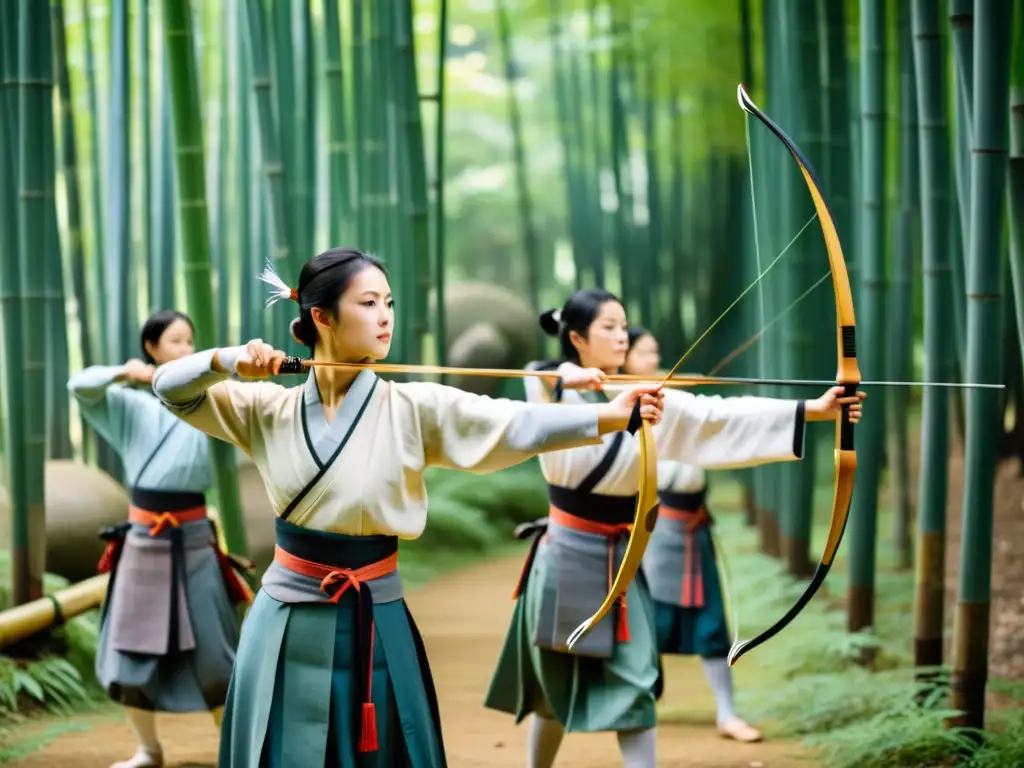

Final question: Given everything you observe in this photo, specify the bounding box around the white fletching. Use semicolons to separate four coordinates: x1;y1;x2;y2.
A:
257;262;294;307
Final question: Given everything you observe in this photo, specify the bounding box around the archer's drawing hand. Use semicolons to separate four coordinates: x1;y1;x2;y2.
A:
233;338;287;379
805;386;867;423
557;362;606;391
119;359;156;385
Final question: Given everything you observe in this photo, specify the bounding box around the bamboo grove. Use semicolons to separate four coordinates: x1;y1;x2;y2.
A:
0;0;1020;740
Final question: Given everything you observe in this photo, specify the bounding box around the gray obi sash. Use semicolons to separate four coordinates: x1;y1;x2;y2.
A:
516;485;637;660
643;488;713;607
103;489;213;656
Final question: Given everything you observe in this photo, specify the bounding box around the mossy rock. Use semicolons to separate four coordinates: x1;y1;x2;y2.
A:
0;460;129;583
446;322;512;396
433;283;543;395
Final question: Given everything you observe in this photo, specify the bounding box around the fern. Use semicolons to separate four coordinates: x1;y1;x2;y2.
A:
965;709;1024;767
804;706;979;768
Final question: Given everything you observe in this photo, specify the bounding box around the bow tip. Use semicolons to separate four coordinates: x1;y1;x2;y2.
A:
566;620;593;652
727;641;747;668
736;83;752;112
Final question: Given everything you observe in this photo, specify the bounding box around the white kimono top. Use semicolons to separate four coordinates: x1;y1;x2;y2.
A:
151;348;607;538
523;372;807;496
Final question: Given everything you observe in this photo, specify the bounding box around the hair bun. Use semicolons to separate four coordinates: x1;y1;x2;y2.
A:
290;317;314;348
539;308;562;337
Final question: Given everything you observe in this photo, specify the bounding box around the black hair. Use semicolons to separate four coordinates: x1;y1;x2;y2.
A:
140;310;194;364
538;288;622;362
627;325;651;351
289;247;388;352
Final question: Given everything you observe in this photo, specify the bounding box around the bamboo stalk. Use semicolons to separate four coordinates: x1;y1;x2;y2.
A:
888;5;920;571
108;0;134;363
1006;5;1024;371
44;6;70;461
151;63;177;311
16;0;51;604
236;0;255;342
396;0;430;365
80;0;108;365
138;0;152;313
847;0;888;636
950;0;1014;731
162;0;248;557
432;0;448;368
243;0;293;352
323;0;353;246
54;0;91;464
0;0;29;604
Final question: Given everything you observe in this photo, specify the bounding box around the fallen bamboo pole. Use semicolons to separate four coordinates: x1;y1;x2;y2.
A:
0;574;108;650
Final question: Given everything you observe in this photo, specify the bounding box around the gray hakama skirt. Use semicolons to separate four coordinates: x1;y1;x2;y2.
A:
95;489;245;712
484;487;661;733
642;489;731;661
218;518;446;768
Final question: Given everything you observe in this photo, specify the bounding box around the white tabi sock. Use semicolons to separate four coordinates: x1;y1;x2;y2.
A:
702;657;736;726
526;714;564;768
113;707;162;768
616;727;657;767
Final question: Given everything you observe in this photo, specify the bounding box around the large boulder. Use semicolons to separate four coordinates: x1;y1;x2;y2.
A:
0;460;129;583
431;282;543;396
0;459;281;582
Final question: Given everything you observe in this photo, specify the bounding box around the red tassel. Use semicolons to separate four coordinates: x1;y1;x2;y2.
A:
97;542;117;574
616;598;631;642
358;702;379;752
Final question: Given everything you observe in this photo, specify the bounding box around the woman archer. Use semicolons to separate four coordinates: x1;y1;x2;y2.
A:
151;248;666;767
483;289;865;767
68;310;252;768
624;325;762;743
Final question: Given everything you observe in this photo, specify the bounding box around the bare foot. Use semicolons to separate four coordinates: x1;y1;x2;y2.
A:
718;716;763;743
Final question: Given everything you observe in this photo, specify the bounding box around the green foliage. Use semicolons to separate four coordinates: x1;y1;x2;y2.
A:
683;509;1024;768
0;553;105;724
394;459;548;585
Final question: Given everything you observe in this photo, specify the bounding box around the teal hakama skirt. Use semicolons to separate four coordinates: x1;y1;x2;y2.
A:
484;518;661;734
643;495;731;661
218;520;446;768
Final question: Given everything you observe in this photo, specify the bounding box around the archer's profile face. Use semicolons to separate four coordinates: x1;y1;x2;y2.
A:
147;319;195;365
624;333;660;376
572;300;629;371
314;265;394;360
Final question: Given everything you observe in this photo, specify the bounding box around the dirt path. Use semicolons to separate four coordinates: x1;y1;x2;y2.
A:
10;554;810;767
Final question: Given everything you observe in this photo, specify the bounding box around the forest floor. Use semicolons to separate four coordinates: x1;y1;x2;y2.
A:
4;553;809;767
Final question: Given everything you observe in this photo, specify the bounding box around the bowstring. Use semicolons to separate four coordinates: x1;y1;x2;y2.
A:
708;270;832;377
661;211;818;381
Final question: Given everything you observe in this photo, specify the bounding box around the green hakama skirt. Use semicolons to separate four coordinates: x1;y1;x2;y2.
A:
484;537;660;733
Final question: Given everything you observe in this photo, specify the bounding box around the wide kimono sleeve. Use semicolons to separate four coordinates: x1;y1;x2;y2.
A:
653;388;807;470
67;365;150;451
151;347;286;455
399;382;604;473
